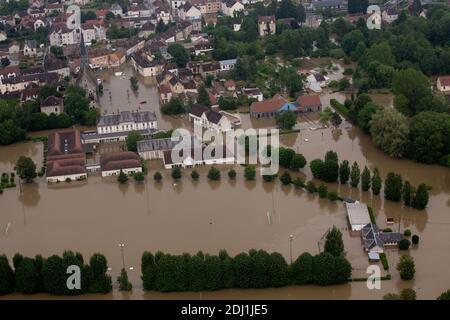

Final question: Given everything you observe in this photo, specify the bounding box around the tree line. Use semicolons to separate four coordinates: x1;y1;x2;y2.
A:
309;150;429;209
0;251;112;296
141;237;351;292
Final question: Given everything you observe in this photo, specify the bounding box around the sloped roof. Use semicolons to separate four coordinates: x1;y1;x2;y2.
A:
250;94;288;113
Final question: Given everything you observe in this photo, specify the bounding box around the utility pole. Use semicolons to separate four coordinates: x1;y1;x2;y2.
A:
118;243;125;270
289;234;294;264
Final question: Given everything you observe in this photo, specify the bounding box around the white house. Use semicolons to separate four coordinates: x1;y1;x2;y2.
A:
110;3;123;16
100;151;142;177
23;40;38;57
437;76;450;92
163;145;235;169
188;104;232;132
0;31;7;42
242;87;263;101
179;2;201;21
131;54;163;77
33;18;45;31
221;0;245;17
40;96;64;115
219;59;237;72
97;111;157;136
345;201;372;232
171;0;187;11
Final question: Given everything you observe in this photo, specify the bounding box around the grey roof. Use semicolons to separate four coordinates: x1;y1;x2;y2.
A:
81;128;155;141
361;223;402;251
97;111;157;127
345;202;371;226
137;137;177;153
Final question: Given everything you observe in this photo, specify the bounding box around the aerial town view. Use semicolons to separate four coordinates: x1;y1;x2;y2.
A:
0;0;450;309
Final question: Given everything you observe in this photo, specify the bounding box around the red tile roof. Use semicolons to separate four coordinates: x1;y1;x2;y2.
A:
438;76;450;87
296;95;322;109
250;94;288;113
100;151;141;171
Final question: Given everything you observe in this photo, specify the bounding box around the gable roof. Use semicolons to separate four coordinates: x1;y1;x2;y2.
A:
250;94;289;113
438;76;450;87
297;95;322;108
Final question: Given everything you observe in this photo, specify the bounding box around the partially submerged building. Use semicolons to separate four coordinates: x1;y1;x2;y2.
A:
100;151;142;177
46;129;87;183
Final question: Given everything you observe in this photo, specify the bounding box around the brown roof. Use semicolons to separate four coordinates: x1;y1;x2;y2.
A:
224;80;235;89
100;152;141;171
159;83;172;94
46;129;86;177
438;76;450;87
250;94;288;113
42;95;62;107
296;95;322;108
258;16;276;23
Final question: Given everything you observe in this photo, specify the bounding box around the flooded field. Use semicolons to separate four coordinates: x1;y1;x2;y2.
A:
1;121;450;300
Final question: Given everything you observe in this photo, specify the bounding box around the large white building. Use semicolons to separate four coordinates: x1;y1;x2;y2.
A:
97;110;157;135
163;145;235;169
345;201;372;231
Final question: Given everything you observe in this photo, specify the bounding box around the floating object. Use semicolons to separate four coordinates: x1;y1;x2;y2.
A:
129;267;134;271
114;72;123;76
140;101;146;104
4;222;11;236
304;138;309;142
267;211;271;225
107;267;112;271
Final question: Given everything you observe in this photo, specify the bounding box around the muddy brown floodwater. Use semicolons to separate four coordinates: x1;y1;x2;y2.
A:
1;120;450;300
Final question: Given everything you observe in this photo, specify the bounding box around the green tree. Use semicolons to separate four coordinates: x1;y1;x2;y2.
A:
125;131;143;152
310;159;324;179
322;160;339;182
398;239;411;250
276;110;297;130
197;85;211;106
0;255;15;295
339;160;350;184
228;169;236;180
161;98;185;115
412;183;429;210
370;108;409;158
350;161;360;188
15;257;41;294
117;170;128;184
289;252;313;285
232;253;253;288
402;181;413;207
306;181;317;193
279;171;292;185
190;170;199;180
361;166;371;191
117;268;132;291
134;171;145;182
167;43;189;67
371;168;382;195
15;156;37;183
172;167;182;180
318;183;328;198
153;171;162;181
244;165;256;180
88;253;112;294
207;167;221;180
384;172;403;202
312;252;336;286
324;226;345;257
290;154;307;171
437;289;450;300
397;255;415;280
279;147;295;168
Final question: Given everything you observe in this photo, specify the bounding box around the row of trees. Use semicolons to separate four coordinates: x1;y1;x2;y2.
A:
141;247;351;292
308;151;430;209
0;252;112;296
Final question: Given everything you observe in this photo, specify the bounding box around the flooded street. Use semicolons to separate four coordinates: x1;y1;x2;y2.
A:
96;64;189;130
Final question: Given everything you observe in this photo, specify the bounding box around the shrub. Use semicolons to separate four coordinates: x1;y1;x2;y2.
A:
403;229;411;237
207;167;221;180
293;177;305;188
244;165;256;180
306;181;317;193
398;239;411;250
134;171;145;182
368;206;376;224
228;169;236;180
379;253;389;270
412;235;419;245
153;171;162;181
263;174;276;182
279;171;292;185
327;191;339;201
190;170;199;180
117;170;128;184
117;268;132;291
383;228;392;232
397;255;415;280
400;288;416;300
0;255;15;295
318;184;328;198
171;167;182;180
